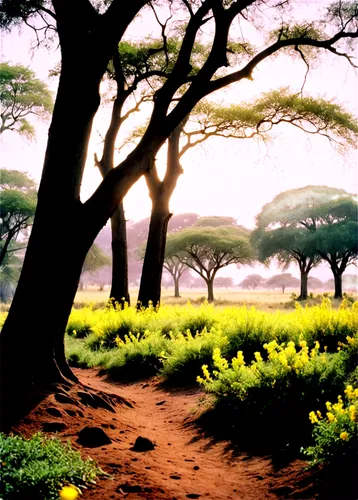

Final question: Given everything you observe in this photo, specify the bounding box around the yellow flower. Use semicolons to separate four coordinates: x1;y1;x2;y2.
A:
254;352;262;363
326;412;336;423
340;432;349;441
59;485;79;500
315;341;320;350
309;411;318;424
299;340;307;349
316;410;322;419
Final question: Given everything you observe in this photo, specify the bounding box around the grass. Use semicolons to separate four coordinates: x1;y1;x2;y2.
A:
0;432;102;500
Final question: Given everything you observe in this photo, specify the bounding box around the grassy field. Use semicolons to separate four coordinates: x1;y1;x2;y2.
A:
74;287;352;310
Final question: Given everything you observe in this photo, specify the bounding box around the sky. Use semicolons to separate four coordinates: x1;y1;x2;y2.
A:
0;2;357;282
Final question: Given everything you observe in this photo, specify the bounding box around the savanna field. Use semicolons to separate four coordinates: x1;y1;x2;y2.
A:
1;292;357;499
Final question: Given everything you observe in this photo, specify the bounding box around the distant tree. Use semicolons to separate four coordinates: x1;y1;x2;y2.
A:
239;274;265;290
214;276;234;289
0;62;53;138
165;226;253;302
324;279;335;291
163;255;188;298
265;273;300;294
342;274;357;292
0;169;37;267
252;186;358;300
81;244;111;279
307;276;323;290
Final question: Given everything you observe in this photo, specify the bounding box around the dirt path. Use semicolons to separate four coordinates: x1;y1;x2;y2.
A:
13;369;313;500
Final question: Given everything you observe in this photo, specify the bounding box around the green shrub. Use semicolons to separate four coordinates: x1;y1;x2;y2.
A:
0;432;101;499
302;385;358;466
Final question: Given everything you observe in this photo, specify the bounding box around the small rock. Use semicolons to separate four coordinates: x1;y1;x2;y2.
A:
186;495;201;499
42;422;67;433
170;475;181;480
142;383;149;389
193;466;200;470
156;400;166;406
131;436;155;452
76;426;112;448
45;407;63;418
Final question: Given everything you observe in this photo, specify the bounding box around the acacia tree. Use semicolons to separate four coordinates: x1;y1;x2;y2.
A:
0;62;53;137
1;0;357;428
265;273;300;294
163;255;188;298
165;225;253;302
239;274;265;289
79;243;111;290
308;201;357;298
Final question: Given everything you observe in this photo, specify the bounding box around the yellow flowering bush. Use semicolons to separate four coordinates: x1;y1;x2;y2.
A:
303;385;358;465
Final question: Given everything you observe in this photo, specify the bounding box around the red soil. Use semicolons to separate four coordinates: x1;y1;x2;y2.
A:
12;368;321;499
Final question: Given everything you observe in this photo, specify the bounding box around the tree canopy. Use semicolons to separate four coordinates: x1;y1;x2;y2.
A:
0;62;53;138
265;273;300;294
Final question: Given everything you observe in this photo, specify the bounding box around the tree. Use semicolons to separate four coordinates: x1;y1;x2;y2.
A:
163;255;188;298
310;219;358;299
81;243;111;277
265;273;300;294
165;226;253;302
239;274;265;290
0;168;37;267
1;0;357;428
214;276;234;288
0;62;53;138
307;276;323;290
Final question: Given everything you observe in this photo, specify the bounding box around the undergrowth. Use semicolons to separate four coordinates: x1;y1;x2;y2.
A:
0;432;102;500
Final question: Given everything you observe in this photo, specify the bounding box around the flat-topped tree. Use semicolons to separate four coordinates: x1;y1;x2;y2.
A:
265;273;300;294
239;274;265;290
165;225;254;302
0;0;357;428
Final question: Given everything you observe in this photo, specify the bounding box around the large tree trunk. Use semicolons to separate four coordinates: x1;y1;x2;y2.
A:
174;276;180;298
207;279;215;302
109;204;130;306
137;198;171;308
299;270;309;300
333;270;343;299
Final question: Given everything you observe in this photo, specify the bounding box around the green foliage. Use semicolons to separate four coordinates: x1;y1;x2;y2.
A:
302;384;358;466
0;62;53;138
81;243;111;276
0;432;101;499
65;300;358;385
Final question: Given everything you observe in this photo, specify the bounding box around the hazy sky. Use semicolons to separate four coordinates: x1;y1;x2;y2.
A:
0;4;357;281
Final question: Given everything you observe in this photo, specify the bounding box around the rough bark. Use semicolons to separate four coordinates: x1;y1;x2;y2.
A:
109;204;130;306
137;198;172;308
174;277;180;298
299;271;308;300
137;123;185;308
207;279;215;302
